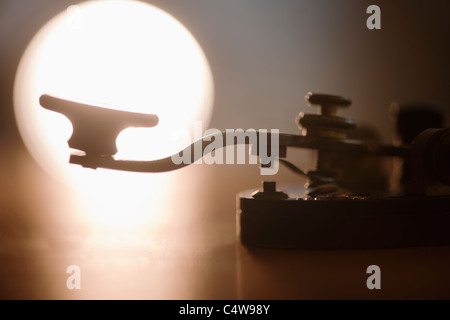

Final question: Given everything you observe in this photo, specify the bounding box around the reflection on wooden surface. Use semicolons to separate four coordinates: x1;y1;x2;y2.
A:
1;141;450;299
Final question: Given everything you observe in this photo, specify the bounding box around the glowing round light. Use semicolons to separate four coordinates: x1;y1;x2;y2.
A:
13;0;214;228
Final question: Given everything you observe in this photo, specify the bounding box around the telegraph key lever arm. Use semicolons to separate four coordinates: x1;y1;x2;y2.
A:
39;94;409;173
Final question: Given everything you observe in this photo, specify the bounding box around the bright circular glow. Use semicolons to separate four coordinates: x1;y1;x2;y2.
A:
14;0;214;228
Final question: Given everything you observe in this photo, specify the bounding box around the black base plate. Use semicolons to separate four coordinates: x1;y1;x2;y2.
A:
237;186;450;249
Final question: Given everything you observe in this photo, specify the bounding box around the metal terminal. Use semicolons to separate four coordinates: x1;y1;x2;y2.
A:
252;181;288;200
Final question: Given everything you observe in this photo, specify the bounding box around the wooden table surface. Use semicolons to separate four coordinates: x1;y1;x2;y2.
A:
1;140;450;300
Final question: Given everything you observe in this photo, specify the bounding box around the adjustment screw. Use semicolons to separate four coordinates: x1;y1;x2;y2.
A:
305;92;352;116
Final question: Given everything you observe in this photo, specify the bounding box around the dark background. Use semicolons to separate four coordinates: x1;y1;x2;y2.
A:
1;0;450;299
